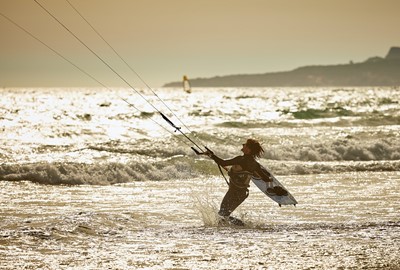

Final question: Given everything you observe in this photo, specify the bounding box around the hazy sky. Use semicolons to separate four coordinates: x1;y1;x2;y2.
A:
1;0;399;87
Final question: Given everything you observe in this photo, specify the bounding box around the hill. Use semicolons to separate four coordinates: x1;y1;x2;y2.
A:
163;47;400;87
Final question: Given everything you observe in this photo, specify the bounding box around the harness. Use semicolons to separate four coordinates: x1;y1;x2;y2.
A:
227;167;253;189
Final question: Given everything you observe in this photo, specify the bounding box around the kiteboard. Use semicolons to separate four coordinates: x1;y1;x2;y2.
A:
252;165;297;207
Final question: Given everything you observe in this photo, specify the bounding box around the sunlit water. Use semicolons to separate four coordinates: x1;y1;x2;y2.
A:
1;87;399;269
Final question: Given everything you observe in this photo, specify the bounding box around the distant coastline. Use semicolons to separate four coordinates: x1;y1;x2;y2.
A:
164;47;400;87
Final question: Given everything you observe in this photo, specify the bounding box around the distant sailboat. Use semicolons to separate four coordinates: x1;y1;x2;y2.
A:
183;75;192;93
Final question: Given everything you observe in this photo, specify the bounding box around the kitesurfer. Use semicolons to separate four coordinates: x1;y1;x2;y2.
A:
205;139;278;218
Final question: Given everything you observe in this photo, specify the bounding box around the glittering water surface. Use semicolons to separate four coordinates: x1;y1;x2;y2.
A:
1;87;400;269
1;172;399;269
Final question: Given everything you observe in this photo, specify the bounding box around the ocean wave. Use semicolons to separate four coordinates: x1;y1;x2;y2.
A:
215;121;265;128
85;138;192;158
275;160;400;175
88;134;400;164
288;107;354;119
265;138;400;162
189;131;400;162
216;115;400;128
1;158;399;186
0;158;202;185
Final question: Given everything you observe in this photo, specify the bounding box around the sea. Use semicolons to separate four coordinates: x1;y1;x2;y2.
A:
1;86;399;269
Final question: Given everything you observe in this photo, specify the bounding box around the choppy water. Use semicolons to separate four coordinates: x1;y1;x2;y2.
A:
1;87;400;269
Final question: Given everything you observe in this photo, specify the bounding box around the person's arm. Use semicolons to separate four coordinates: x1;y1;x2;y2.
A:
208;153;241;167
254;164;273;182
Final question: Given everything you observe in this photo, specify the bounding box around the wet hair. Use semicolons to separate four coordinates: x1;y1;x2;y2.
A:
246;139;265;159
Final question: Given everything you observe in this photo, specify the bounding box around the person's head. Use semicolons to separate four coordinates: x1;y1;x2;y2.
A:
241;138;264;158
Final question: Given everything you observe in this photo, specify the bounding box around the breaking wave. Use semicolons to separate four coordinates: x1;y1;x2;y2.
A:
1;158;399;186
0;158;202;185
265;138;400;161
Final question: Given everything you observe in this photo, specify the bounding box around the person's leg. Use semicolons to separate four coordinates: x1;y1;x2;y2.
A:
218;186;249;217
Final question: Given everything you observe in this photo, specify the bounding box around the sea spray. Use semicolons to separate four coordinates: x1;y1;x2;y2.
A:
190;186;221;227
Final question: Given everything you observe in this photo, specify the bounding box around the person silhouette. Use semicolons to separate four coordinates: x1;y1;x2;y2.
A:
205;139;277;219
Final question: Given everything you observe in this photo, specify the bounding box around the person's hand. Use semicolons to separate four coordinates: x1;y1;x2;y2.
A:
204;147;214;157
204;150;213;157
